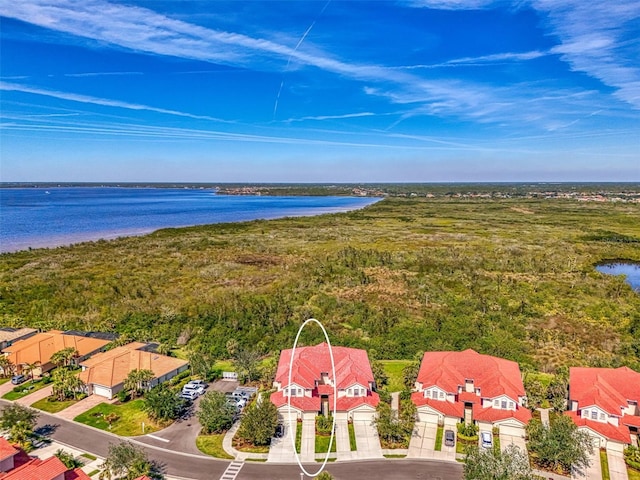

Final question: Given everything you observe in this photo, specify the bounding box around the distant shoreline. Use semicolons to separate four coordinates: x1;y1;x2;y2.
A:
0;189;380;254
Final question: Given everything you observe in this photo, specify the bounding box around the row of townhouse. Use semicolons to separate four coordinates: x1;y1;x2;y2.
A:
269;343;640;450
0;330;188;400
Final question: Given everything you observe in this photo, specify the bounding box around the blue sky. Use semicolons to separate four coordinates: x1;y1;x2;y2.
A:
1;0;639;182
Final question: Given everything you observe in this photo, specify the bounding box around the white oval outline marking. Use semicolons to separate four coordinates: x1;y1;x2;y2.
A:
287;318;337;477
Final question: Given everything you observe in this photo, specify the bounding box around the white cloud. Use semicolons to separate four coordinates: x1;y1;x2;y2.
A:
407;0;497;9
531;0;640;109
0;81;229;122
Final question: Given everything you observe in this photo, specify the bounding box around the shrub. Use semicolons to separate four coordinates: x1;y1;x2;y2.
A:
116;390;130;403
457;422;478;438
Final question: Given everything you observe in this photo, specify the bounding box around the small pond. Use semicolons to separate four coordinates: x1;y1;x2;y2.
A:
596;262;640;292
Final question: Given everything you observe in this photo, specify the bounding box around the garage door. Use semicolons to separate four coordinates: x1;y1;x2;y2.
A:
93;385;113;399
499;425;524;437
352;410;376;422
418;411;439;424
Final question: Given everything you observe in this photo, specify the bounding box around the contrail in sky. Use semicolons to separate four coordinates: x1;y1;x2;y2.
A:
273;0;331;120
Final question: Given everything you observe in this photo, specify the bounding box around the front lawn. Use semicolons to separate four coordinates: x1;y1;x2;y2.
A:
196;434;234;459
2;379;48;400
0;378;9;385
232;434;269;454
31;396;78;413
315;433;337;454
380;360;412;392
74;399;162;436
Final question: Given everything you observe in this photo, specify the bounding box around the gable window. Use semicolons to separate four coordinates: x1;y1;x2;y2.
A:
494;399;499;407
583;410;589;418
439;391;445;399
599;413;605;420
425;390;431;398
501;401;507;409
509;402;514;409
348;389;352;396
591;411;598;420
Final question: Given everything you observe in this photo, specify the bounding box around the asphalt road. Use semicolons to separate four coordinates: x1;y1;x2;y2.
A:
1;399;463;480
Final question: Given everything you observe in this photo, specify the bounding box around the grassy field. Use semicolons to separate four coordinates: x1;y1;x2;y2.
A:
196;434;234;459
31;396;78;413
0;378;9;385
380;360;413;392
73;399;161;436
2;197;639;372
2;379;49;401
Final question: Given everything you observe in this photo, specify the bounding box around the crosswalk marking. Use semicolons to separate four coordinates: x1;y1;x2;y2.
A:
219;460;244;480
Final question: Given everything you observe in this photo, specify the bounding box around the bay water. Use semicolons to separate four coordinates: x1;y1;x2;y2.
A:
0;187;379;253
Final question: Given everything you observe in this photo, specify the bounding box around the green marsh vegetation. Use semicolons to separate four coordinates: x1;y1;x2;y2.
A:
1;197;639;372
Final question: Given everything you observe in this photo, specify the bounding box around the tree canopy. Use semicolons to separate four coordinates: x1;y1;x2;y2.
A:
143;383;184;422
99;441;163;480
464;444;539;480
197;391;236;434
237;397;278;446
527;416;593;475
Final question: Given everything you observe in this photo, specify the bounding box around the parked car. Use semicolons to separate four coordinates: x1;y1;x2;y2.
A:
274;424;285;438
444;429;455;447
231;390;250;400
236;398;247;410
180;390;199;401
11;374;26;385
186;379;207;389
480;431;493;448
182;384;205;396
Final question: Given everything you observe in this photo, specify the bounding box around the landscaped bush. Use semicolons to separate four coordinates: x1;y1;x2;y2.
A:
625;446;640;470
316;415;333;435
117;390;130;403
457;422;478;438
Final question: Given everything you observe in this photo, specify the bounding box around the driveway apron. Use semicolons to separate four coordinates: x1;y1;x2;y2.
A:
300;415;315;463
352;420;383;459
607;449;629;480
407;421;436;458
267;423;296;463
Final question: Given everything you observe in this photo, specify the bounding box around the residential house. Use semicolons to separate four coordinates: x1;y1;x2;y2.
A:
1;330;110;377
567;366;640;451
0;328;37;351
0;438;89;480
78;342;189;399
270;342;380;422
411;349;531;436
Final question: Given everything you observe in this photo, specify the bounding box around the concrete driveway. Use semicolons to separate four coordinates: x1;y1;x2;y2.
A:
607;449;629;480
56;393;115;420
0;380;16;397
499;433;527;454
16;385;53;406
267;423;296;463
334;417;352;460
300;413;315;463
352;420;383;459
407;421;436;458
573;446;602;480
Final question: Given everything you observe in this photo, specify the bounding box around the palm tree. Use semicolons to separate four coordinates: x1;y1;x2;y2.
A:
0;356;15;378
22;361;41;381
50;347;79;368
124;369;155;399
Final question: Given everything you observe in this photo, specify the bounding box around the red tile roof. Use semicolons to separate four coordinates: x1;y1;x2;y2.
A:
270;389;379;412
416;349;526;400
0;439;18;463
566;411;631;444
410;392;465;417
622;415;640;428
569;366;640;416
458;392;480;404
65;469;91;480
0;456;68;480
274;343;374;391
473;404;532;424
